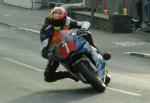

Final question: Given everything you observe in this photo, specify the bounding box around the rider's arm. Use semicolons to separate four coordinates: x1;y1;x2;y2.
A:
40;25;53;59
42;17;52;27
66;16;90;30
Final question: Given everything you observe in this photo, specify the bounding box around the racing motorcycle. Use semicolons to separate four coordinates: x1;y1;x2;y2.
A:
49;29;111;92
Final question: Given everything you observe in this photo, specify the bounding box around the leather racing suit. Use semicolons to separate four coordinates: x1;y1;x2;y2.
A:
40;16;100;82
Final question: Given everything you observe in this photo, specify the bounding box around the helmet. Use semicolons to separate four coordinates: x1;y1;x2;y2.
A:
47;7;67;30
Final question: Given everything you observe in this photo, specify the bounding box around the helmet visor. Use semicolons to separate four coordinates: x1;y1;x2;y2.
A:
53;26;61;31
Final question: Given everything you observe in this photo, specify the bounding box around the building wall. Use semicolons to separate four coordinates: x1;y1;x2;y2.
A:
3;0;42;9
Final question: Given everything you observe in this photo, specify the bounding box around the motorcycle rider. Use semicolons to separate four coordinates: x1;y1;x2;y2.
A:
40;7;111;82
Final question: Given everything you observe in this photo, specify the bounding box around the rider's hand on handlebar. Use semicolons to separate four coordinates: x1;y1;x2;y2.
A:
76;28;87;35
47;53;55;61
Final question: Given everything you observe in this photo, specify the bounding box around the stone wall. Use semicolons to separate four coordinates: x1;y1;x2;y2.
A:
72;11;132;33
72;11;111;32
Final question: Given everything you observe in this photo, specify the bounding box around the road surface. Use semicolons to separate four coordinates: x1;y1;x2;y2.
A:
0;24;150;103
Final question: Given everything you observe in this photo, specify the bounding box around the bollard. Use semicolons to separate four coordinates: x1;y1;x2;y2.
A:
123;8;128;15
104;9;108;16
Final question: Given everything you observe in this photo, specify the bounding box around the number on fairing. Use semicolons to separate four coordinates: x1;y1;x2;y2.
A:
62;43;69;53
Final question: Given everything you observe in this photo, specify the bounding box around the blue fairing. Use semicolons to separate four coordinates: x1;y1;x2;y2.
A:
76;36;86;50
63;36;90;64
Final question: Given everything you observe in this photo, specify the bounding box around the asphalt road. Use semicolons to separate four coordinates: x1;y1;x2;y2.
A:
0;24;150;103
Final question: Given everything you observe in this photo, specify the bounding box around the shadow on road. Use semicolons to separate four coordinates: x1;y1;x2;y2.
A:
8;87;103;103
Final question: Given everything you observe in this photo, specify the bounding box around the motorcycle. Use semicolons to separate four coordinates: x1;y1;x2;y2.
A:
49;29;111;92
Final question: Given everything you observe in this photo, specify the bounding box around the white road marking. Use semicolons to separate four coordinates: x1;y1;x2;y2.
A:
0;48;5;50
2;57;43;72
18;27;40;34
2;57;142;96
113;41;146;47
4;15;11;17
108;87;141;96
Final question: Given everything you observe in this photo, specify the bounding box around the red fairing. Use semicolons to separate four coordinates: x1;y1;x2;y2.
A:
59;40;77;59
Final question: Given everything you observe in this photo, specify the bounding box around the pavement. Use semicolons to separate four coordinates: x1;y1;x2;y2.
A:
0;2;150;59
0;2;49;32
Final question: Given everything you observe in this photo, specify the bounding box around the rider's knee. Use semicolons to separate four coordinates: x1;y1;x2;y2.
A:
41;47;49;59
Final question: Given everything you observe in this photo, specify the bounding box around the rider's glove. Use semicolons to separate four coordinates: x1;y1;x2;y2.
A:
76;28;87;35
47;53;55;61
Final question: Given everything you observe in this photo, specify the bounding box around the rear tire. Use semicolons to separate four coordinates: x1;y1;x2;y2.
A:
105;72;111;85
75;60;106;92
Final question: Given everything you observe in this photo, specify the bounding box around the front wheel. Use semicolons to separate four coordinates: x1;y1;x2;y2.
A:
75;59;106;92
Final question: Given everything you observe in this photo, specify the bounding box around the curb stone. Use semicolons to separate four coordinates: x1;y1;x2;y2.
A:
0;21;39;34
125;52;150;59
0;22;17;28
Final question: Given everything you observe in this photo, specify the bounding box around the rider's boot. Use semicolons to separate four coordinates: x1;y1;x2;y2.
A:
44;70;79;82
102;52;111;60
93;46;111;61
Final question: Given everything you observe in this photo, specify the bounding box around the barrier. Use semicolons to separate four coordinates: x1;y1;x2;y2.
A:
143;0;150;32
143;0;150;23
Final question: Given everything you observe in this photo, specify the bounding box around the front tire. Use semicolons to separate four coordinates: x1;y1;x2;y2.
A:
75;59;106;92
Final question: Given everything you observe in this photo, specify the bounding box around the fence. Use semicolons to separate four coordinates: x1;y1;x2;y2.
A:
92;0;138;16
86;0;148;23
143;0;150;23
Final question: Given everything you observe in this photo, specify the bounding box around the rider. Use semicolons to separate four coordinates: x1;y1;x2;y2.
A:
40;7;111;82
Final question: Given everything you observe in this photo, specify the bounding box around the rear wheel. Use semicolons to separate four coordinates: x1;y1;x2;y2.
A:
75;59;106;92
105;72;111;85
